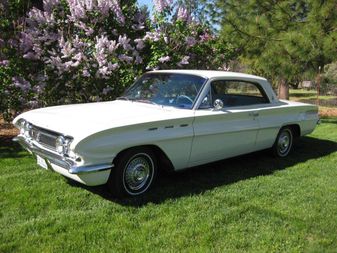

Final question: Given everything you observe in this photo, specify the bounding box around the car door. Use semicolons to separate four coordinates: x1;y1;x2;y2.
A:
189;79;270;167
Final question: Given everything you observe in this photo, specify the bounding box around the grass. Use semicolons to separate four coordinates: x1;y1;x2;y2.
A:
289;89;337;108
1;118;337;252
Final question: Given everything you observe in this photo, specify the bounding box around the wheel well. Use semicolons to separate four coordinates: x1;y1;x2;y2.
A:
112;145;175;173
284;124;301;138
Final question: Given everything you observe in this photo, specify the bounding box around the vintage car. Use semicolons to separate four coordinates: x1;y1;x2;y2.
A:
13;70;319;197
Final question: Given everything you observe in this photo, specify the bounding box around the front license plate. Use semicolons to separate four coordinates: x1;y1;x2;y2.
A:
37;155;48;170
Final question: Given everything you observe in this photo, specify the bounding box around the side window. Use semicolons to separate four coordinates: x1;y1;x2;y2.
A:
199;90;212;109
211;80;269;107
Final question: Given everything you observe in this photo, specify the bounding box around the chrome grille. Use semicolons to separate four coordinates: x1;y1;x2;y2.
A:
30;126;58;150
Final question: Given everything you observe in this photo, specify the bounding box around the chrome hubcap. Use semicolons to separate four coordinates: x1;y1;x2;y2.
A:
124;156;151;191
278;131;291;154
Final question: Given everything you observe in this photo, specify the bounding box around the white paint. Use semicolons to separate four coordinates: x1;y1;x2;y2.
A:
13;71;319;186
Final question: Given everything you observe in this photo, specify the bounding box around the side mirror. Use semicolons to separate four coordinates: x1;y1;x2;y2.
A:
213;99;224;110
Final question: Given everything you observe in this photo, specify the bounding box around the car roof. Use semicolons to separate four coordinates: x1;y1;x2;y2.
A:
148;69;267;81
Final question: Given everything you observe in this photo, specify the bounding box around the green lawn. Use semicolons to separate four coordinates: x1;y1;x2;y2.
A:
1;118;337;252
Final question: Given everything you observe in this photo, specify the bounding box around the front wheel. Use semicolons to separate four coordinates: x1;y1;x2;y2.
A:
272;127;293;157
107;147;157;197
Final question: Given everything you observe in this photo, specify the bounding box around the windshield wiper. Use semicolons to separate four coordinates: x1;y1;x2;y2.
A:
135;99;159;106
117;96;132;101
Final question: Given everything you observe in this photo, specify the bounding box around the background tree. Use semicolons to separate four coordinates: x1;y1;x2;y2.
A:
207;0;337;99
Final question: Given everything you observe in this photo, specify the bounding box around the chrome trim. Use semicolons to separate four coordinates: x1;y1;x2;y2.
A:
68;164;113;174
13;136;112;175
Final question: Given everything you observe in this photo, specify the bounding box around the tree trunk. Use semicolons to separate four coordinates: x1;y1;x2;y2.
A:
278;79;289;100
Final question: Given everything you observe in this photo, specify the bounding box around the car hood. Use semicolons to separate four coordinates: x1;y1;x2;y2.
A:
14;100;193;140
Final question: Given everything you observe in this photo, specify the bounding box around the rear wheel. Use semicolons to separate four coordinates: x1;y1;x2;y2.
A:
273;127;293;157
107;147;157;197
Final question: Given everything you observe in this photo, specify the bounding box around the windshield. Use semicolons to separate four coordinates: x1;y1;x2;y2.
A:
122;73;207;109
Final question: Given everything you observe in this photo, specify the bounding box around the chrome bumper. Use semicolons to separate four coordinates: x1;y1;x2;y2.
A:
13;136;112;175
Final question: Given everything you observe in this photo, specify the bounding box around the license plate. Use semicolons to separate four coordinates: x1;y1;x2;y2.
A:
37;155;48;170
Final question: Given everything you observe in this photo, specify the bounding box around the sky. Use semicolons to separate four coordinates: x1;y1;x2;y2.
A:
137;0;154;11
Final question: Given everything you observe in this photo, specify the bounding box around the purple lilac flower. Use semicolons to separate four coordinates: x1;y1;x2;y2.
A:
20;32;34;53
95;35;109;51
118;54;133;63
199;33;212;42
135;55;143;64
8;38;18;48
143;31;161;42
108;62;119;70
98;66;111;77
96;0;110;16
185;36;196;47
221;65;230;71
95;36;109;66
132;23;145;30
72;35;88;50
28;100;39;108
177;6;189;22
12;77;31;92
32;44;42;59
108;40;118;53
72;52;83;62
97;0;125;24
28;7;56;25
67;0;86;20
118;35;131;50
82;68;90;77
110;0;125;24
84;0;94;11
75;21;94;36
60;39;76;59
95;52;107;68
178;56;190;66
95;35;118;53
102;86;113;95
39;31;59;45
34;74;47;93
153;0;170;13
134;38;145;50
158;56;170;63
0;60;9;66
23;52;38;60
45;56;61;69
43;0;61;13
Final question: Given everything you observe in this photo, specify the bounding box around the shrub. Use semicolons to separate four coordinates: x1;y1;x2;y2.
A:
0;0;234;121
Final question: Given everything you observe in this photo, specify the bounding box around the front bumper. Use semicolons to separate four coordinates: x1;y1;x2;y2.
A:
13;135;112;186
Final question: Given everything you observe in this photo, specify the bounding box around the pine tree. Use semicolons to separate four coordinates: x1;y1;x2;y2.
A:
208;0;337;99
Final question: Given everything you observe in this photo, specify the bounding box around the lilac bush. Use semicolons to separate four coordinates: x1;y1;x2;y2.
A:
145;2;234;71
0;0;234;121
19;0;148;105
0;0;38;121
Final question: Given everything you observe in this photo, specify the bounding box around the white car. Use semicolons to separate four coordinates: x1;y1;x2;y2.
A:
13;70;319;197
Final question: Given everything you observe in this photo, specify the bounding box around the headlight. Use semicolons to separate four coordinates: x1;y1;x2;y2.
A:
23;122;32;138
56;136;72;155
56;136;65;154
18;119;26;135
